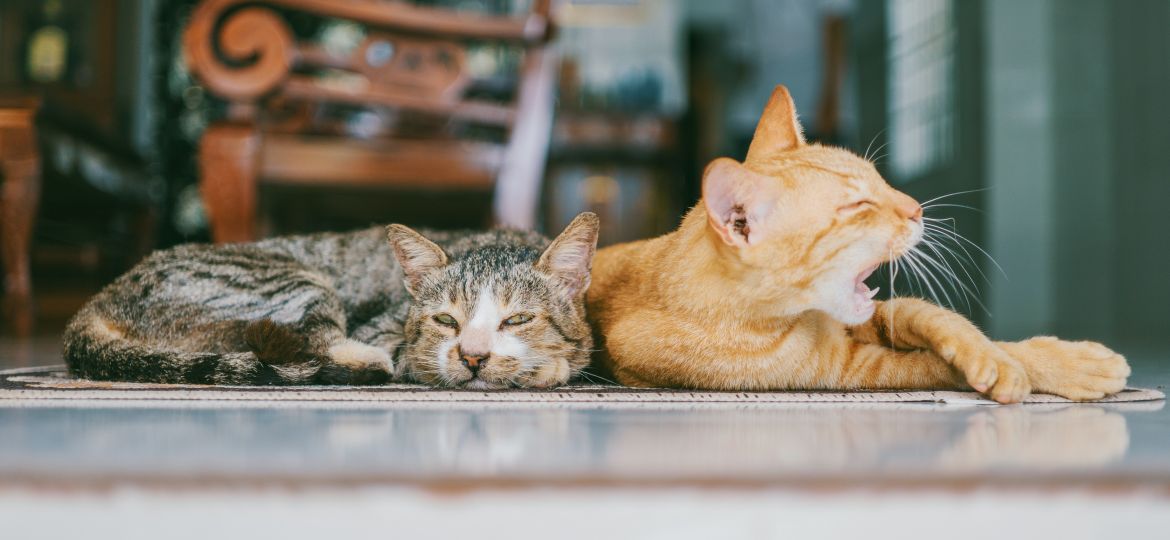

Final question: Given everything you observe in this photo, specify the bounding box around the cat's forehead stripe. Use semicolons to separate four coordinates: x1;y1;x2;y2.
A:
467;284;501;332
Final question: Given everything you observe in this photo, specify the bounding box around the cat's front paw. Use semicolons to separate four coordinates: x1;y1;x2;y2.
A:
320;339;393;385
937;337;1031;404
1001;337;1129;401
519;359;571;389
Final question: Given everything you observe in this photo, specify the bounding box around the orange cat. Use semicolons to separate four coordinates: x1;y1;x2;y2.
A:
586;85;1129;403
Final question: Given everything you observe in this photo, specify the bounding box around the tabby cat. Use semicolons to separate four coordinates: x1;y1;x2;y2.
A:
587;85;1130;402
64;213;599;388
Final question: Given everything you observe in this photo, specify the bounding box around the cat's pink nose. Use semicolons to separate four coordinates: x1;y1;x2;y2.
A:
895;196;922;222
460;352;488;374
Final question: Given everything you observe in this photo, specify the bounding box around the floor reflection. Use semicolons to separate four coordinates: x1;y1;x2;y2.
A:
0;400;1162;481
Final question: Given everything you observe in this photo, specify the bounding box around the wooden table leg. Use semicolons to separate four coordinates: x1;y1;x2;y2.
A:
0;104;40;336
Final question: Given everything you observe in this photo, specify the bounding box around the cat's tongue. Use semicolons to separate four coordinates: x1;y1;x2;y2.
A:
854;265;880;301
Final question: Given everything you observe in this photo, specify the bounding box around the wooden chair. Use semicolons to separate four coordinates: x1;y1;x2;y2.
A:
182;0;556;243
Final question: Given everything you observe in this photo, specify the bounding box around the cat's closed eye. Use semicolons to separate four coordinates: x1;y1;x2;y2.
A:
433;313;459;329
501;313;534;327
838;200;876;214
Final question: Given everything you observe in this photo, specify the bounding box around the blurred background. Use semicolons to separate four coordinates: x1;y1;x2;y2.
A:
0;0;1167;356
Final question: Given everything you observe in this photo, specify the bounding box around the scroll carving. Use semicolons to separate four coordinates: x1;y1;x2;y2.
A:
182;0;550;104
183;2;295;101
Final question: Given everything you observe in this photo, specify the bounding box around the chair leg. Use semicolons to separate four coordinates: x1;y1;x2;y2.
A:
494;49;557;231
199;123;260;243
0;156;39;337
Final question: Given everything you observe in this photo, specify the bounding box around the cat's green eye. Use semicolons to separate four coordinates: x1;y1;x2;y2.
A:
502;313;534;327
433;313;459;328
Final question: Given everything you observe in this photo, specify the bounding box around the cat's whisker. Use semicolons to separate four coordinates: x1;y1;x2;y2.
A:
915;238;990;315
510;372;535;386
923;238;986;301
408;360;457;386
922;237;989;315
862;133;877;161
916;243;971;307
923;221;980;266
922;218;1007;278
906;250;950;309
576;369;619;386
573;371;601;385
885;247;899;341
897;249;928;298
918;188;989;208
889;250;917;299
921;229;982;290
923;225;991;286
921;202;983;213
864;133;889;163
903;249;953;309
411;366;444;378
915;200;1002;309
862;129;888;161
916;240;972;312
923;216;958;227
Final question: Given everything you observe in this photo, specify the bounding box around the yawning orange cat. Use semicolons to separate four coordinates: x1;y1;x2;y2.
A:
587;85;1129;402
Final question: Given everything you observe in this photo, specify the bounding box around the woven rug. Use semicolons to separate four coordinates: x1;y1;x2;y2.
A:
0;365;1162;405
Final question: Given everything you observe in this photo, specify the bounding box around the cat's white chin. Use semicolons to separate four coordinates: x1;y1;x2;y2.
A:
461;378;508;390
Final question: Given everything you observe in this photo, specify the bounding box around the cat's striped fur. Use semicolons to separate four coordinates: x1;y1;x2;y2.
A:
64;213;599;387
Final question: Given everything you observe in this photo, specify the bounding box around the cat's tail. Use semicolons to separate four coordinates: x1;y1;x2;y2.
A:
63;311;321;385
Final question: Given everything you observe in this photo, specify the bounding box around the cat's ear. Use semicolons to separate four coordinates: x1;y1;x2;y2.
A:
703;157;775;248
537;212;600;297
744;85;805;166
386;224;448;295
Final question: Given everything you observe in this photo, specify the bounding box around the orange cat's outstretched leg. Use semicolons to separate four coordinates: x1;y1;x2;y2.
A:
850;297;1031;403
837;343;966;392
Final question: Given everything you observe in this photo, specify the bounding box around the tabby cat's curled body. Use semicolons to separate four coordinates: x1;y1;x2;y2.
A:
64;213;599;388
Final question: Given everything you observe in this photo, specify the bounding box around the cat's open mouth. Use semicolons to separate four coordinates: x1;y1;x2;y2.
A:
853;264;880;311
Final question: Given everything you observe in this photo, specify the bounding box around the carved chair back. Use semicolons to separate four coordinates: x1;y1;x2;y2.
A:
183;0;555;242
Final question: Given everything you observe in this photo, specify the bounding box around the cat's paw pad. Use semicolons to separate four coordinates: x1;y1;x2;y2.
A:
944;339;1031;404
1010;337;1130;401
